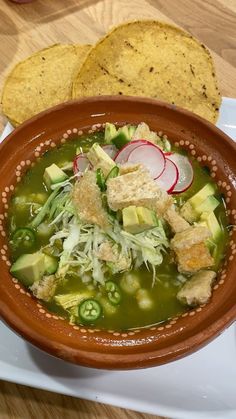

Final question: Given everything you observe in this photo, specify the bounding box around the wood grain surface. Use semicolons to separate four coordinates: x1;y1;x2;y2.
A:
0;380;166;419
0;0;236;418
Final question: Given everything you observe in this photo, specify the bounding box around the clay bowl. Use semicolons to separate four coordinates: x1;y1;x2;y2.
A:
0;96;236;369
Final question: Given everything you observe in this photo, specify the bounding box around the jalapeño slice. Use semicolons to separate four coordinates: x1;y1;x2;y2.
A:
79;299;102;323
12;227;35;250
96;168;106;192
106;166;119;181
105;281;121;305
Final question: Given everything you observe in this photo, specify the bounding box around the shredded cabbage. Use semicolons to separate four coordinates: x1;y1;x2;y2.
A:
32;175;170;285
49;214;168;284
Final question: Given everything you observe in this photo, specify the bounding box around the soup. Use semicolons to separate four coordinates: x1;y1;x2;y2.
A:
7;122;229;330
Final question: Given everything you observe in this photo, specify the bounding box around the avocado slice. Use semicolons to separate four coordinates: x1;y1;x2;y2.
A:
112;125;131;149
108;124;136;149
201;211;222;241
122;206;140;234
104;122;117;143
122;206;157;234
43;164;68;189
195;195;220;214
10;252;45;286
112;126;131;149
128;125;136;139
181;183;217;223
87;142;115;177
112;132;129;149
136;207;157;230
44;254;58;275
189;183;216;208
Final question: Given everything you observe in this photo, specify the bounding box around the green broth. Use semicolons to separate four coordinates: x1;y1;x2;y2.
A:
45;260;185;330
7;133;229;331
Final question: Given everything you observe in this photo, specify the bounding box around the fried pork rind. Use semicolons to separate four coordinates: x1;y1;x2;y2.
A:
72;171;109;229
171;225;214;273
106;165;171;214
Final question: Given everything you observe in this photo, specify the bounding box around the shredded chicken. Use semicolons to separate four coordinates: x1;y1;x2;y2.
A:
177;270;216;306
30;275;58;302
165;205;190;233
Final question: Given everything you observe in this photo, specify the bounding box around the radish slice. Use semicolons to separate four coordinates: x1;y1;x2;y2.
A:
155;158;179;193
102;144;118;160
167;153;194;193
114;139;150;164
73;154;91;175
127;144;166;179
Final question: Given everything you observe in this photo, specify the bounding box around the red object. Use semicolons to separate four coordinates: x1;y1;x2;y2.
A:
114;139;150;163
167;152;194;193
73;154;91;175
155;158;179;193
127;143;166;179
101;144;118;160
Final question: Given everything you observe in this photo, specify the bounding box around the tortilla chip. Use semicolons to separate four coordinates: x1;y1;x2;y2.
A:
2;44;91;126
72;21;221;123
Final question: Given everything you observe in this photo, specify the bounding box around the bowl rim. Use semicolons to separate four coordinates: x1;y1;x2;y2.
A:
0;95;236;369
1;94;236;153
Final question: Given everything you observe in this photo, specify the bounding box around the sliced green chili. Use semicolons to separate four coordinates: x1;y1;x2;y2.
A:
105;281;121;305
106;166;119;181
96;168;106;192
79;299;102;322
12;227;35;250
101;193;116;218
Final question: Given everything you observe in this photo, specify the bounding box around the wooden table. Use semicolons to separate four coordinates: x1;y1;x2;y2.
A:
0;0;236;418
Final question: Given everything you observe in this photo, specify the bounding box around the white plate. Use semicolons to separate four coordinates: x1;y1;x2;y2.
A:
0;98;236;419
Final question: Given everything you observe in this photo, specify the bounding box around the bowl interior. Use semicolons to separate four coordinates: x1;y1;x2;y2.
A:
0;96;235;369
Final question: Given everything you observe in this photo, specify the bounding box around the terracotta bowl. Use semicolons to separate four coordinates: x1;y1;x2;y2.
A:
0;96;235;369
